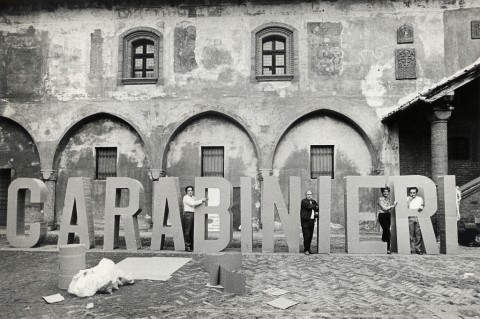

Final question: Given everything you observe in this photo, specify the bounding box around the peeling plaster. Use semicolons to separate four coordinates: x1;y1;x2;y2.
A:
361;63;392;107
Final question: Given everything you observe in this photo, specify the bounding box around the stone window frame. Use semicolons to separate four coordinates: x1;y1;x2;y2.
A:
251;23;298;82
118;27;163;85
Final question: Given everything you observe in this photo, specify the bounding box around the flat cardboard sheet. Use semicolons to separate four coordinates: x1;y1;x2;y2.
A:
263;287;289;296
43;294;64;304
266;297;298;310
116;257;191;281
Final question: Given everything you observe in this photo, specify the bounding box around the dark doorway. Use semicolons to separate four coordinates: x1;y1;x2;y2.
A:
0;169;11;226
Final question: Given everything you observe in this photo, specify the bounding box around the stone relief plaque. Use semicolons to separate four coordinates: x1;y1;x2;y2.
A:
397;24;414;44
395;48;416;80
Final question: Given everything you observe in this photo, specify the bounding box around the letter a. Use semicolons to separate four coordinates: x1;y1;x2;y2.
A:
150;177;185;251
58;177;95;248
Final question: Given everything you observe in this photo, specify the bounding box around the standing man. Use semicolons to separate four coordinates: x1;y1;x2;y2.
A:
183;186;206;252
407;187;424;255
300;190;319;255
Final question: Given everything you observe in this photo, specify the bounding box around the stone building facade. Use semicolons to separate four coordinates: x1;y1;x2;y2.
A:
0;0;479;234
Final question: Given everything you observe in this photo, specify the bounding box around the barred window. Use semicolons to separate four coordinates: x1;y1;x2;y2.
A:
310;145;334;179
96;147;117;180
0;169;11;226
202;147;224;177
448;137;470;160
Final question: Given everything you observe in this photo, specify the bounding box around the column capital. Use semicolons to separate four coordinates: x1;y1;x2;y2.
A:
148;168;165;181
429;107;452;124
41;169;57;181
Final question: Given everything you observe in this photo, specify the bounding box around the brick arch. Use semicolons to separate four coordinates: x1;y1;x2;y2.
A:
161;110;261;171
52;112;151;171
271;109;379;171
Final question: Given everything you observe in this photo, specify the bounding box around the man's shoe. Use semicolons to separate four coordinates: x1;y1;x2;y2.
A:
416;250;423;255
387;250;391;255
304;251;310;255
185;248;193;252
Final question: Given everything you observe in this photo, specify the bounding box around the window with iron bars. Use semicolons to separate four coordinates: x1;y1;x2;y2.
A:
96;147;117;180
201;146;224;177
310;145;334;179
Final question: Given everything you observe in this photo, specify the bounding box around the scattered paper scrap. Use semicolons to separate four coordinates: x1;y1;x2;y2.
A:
462;273;475;279
86;302;94;309
263;287;289;296
206;283;224;289
43;293;64;304
267;297;298;310
116;257;191;281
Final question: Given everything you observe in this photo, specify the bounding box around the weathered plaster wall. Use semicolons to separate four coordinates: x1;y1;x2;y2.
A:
1;0;479;228
54;117;150;226
165;115;259;227
0;117;42;224
273;114;373;223
444;7;480;75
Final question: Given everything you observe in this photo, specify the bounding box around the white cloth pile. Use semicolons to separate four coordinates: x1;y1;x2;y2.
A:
68;258;134;297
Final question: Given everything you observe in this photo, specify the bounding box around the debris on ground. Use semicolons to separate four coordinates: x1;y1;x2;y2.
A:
266;297;299;310
68;258;134;298
43;293;64;304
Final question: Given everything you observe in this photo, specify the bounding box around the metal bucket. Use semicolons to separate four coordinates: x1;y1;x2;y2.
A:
58;244;86;290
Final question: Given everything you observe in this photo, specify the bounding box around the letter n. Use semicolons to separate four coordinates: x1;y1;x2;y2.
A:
261;176;300;253
58;177;95;248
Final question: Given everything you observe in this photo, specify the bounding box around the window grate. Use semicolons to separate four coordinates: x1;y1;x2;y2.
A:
202;147;224;177
0;169;11;226
96;147;117;180
310;145;334;179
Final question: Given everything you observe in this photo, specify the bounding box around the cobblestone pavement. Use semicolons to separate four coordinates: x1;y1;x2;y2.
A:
1;243;480;319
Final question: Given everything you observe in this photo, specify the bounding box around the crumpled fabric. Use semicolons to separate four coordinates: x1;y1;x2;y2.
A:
68;258;134;297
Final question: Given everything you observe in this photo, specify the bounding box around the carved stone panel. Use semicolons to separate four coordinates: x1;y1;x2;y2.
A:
397;24;414;44
471;20;480;39
395;48;416;80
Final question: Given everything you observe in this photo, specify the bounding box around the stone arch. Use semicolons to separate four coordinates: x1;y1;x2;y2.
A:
271;109;379;225
272;109;379;170
161;110;261;171
52;112;152;227
52;112;151;170
163;110;261;228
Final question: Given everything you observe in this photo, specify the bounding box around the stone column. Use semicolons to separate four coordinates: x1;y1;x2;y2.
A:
41;169;57;230
429;105;453;184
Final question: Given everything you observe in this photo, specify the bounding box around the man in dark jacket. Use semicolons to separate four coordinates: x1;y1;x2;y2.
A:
300;190;319;255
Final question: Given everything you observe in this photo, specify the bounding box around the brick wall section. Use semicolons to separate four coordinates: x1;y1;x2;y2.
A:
460;190;480;221
398;109;432;178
